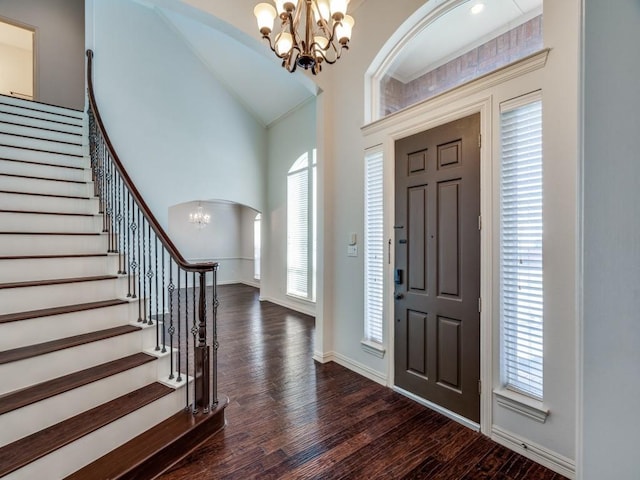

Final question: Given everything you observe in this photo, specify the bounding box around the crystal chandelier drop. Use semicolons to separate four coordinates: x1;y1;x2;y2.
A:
254;0;355;75
188;204;210;229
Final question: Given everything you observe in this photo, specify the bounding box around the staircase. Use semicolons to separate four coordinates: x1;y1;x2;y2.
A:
0;92;225;479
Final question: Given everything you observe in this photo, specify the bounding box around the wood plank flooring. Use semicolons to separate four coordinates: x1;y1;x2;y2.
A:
160;284;566;480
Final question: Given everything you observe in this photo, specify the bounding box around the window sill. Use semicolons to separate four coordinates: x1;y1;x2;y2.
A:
286;294;316;305
360;339;386;359
494;388;549;423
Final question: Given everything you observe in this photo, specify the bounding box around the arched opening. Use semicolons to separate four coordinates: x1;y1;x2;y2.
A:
366;0;543;122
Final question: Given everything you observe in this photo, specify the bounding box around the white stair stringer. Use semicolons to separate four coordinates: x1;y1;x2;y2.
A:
0;159;89;183
0;275;128;315
0;300;139;351
3;382;190;480
0;174;93;198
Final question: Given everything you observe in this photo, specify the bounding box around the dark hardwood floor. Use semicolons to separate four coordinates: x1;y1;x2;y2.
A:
160;284;565;480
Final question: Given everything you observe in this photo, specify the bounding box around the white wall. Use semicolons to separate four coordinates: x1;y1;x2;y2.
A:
0;43;32;98
0;0;84;109
262;99;317;316
581;0;640;478
168;201;258;286
320;0;579;474
88;0;266;229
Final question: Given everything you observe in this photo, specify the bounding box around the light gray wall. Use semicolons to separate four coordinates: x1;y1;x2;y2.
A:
88;0;266;228
0;0;84;110
262;99;316;316
582;0;640;477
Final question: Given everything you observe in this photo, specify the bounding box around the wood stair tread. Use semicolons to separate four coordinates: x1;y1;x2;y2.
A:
0;209;97;217
0;324;140;366
0;142;84;158
65;400;228;480
0;189;91;200
0;172;88;184
0;382;173;478
0;119;83;137
0;96;84;119
0;298;129;324
0;131;83;147
0;156;86;170
0;274;117;290
0;352;156;416
0;253;108;260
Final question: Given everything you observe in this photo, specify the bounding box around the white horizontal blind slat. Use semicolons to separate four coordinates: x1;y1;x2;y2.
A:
364;150;384;344
500;98;544;400
287;166;309;298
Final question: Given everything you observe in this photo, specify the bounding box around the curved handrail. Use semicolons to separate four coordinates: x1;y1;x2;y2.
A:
86;49;215;273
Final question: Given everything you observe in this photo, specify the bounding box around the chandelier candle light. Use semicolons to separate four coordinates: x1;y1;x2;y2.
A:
189;204;211;229
254;0;355;75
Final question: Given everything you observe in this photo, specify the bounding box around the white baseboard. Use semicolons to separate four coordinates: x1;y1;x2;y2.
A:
314;351;387;386
259;295;315;317
491;426;576;479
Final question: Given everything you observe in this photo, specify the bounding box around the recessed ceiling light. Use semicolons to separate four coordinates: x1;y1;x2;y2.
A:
470;3;485;14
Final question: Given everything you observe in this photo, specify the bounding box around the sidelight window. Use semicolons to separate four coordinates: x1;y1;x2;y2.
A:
364;148;384;345
500;92;544;400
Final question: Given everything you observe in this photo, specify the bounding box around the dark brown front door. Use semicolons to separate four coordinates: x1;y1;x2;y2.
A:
394;114;481;423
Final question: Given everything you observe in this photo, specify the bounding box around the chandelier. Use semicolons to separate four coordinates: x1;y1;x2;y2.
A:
188;204;210;229
253;0;355;75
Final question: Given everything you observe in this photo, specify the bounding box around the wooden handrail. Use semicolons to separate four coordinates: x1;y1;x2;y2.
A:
86;49;215;273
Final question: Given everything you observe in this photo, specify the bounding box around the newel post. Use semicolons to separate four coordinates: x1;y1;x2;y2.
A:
194;270;210;413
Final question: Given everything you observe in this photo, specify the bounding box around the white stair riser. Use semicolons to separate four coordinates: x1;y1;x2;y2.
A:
0;159;89;182
0;359;168;447
0;301;138;350
0;96;85;119
6;386;188;480
0;112;83;135
0;133;84;157
0;120;84;145
0;192;98;215
0;211;101;235
0;254;116;284
0;328;145;396
0;145;87;169
0;276;128;315
0;233;108;256
0;103;83;126
0;175;92;198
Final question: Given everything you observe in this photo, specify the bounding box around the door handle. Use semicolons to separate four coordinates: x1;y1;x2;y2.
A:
394;293;404;300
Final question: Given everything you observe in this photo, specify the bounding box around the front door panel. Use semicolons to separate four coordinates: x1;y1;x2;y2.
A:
394;114;481;422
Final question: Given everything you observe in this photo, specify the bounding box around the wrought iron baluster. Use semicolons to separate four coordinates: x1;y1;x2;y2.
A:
168;259;175;380
177;268;182;383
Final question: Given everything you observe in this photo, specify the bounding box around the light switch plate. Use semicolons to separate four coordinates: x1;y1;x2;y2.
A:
347;245;358;257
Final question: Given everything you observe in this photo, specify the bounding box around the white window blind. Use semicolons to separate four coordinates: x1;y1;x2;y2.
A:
287;167;309;298
500;94;544;400
364;149;384;344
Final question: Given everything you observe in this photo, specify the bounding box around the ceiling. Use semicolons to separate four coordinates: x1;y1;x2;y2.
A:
0;21;33;51
135;0;318;127
134;0;542;123
388;0;543;83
